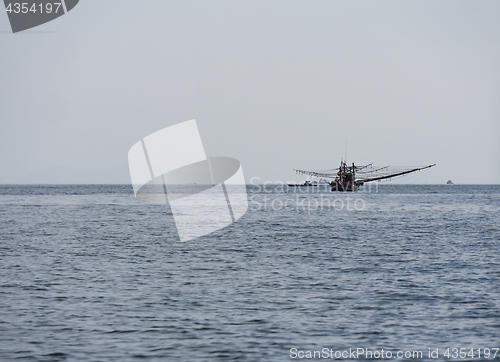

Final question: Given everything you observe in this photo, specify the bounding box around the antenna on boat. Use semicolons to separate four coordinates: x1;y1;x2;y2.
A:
345;138;348;164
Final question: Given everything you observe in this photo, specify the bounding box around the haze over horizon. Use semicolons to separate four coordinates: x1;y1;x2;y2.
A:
1;1;499;184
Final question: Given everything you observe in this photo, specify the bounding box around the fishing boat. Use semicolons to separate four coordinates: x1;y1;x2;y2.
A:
293;161;435;192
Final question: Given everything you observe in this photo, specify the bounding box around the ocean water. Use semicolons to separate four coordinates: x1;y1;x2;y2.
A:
0;184;499;361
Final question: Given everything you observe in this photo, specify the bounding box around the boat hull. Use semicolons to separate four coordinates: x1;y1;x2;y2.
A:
330;181;359;192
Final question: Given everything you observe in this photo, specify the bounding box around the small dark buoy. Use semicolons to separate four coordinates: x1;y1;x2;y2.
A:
446;180;454;185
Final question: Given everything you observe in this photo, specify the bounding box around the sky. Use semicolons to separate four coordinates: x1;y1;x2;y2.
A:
0;0;499;184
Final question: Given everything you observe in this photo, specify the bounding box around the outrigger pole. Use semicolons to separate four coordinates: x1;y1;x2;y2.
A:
355;164;436;185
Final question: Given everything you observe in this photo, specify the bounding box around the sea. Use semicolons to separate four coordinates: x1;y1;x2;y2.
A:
0;184;499;361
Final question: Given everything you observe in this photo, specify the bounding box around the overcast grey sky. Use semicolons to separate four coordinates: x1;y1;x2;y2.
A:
1;0;499;184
